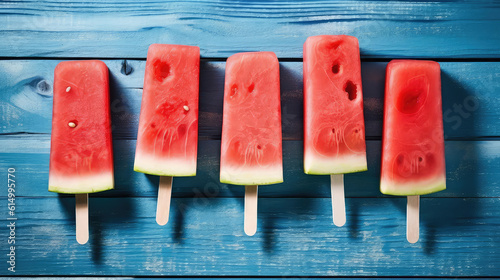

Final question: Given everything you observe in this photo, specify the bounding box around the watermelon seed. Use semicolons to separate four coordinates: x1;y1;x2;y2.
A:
68;121;77;128
418;157;423;162
344;81;357;101
332;63;340;74
248;83;255;93
66;86;71;92
183;105;190;112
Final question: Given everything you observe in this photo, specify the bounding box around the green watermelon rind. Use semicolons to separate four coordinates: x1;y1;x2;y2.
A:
305;166;368;175
304;154;367;175
220;177;284;186
134;154;197;177
48;174;114;194
133;166;196;177
220;168;283;186
380;176;446;196
49;185;114;194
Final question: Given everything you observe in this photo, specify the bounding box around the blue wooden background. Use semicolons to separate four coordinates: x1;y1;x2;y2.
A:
0;0;499;278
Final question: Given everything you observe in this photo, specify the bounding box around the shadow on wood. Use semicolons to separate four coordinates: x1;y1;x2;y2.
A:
198;60;225;140
279;62;303;140
57;194;138;263
421;70;480;254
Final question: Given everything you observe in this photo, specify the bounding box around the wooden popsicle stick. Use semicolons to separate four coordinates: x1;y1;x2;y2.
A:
156;176;173;226
407;195;420;243
75;193;89;245
331;174;346;227
244;185;258;236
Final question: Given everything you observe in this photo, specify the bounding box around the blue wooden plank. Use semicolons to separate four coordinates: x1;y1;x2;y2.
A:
0;1;500;58
7;279;499;280
1;138;498;198
2;279;135;280
0;1;497;278
1;61;499;139
1;196;498;276
6;279;499;280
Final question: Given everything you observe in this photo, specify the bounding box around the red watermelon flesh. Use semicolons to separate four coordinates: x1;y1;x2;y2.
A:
49;60;114;194
381;60;446;196
134;44;200;176
220;52;283;185
303;35;367;175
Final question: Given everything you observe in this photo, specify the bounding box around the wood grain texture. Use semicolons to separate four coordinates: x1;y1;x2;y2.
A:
1;61;499;139
1;1;499;277
2;279;134;280
1;196;498;276
1;138;498;198
0;1;500;58
6;279;499;280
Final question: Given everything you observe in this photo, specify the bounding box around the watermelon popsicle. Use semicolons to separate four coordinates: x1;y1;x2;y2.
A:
134;44;200;225
381;60;446;243
220;52;283;236
303;35;367;227
49;60;114;244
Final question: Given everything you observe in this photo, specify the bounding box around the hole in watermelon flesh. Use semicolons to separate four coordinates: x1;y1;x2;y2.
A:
257;145;262;150
331;128;335;134
344;81;357;101
397;89;426;114
152;59;170;82
248;83;255;93
229;84;238;98
418;156;423;162
396;75;429;114
332;62;340;74
150;123;156;128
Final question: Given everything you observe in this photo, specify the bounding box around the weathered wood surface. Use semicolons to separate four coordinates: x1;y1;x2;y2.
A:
1;61;498;139
0;138;498;198
2;197;499;276
1;0;499;278
0;1;500;58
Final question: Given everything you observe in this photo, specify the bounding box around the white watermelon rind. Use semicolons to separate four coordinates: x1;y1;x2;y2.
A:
48;173;114;194
134;154;197;177
220;166;283;185
304;153;367;175
380;176;446;196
